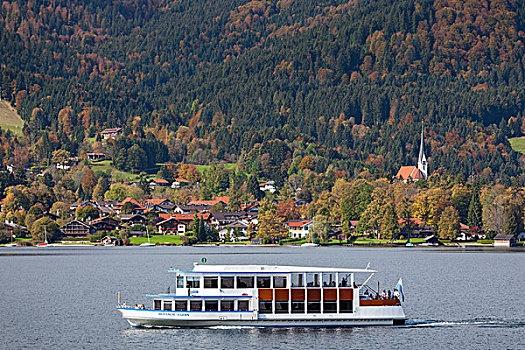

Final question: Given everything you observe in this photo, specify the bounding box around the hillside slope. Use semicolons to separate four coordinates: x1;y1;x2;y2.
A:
0;0;524;181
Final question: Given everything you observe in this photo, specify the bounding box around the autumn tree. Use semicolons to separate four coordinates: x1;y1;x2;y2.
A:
92;177;110;200
31;217;60;242
178;164;201;182
438;206;460;240
75;206;100;221
257;200;288;243
311;214;330;243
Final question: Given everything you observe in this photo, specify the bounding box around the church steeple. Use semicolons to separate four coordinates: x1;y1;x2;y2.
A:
417;123;428;179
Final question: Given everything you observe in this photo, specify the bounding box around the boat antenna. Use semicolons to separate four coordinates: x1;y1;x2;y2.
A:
365;262;371;270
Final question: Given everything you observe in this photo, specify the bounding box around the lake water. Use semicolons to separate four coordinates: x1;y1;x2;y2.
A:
0;246;524;349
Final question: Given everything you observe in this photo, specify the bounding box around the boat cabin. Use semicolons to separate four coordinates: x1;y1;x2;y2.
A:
147;264;397;315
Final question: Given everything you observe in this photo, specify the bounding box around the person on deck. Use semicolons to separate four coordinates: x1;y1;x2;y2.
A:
393;289;400;299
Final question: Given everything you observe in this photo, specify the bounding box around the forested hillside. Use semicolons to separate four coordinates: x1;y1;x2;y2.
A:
1;0;525;183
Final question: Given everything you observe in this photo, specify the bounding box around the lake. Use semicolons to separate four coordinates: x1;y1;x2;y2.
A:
0;246;523;349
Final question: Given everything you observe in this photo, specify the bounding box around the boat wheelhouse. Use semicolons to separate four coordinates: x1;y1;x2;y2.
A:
117;264;406;328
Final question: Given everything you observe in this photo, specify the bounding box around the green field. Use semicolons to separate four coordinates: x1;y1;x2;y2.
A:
196;163;237;173
129;235;182;245
0;100;24;135
90;160;141;181
509;137;525;154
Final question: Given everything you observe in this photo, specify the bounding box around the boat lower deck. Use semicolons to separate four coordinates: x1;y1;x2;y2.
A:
118;307;406;328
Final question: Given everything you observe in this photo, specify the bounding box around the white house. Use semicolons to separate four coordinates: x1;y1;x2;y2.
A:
259;181;276;193
219;220;250;242
286;220;313;239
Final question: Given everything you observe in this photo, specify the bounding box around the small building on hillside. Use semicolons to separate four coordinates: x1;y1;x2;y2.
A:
493;234;516;248
286;220;313;239
101;127;122;140
171;178;190;189
259;181;276;193
149;178;170;188
86;152;106;162
61;220;95;237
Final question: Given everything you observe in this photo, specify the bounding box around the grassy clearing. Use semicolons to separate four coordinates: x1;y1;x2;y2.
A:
196;163;237;173
89;160;140;181
509;137;525;155
129;235;182;245
0;100;24;135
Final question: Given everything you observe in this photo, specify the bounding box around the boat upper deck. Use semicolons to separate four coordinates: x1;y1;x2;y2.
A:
170;264;377;274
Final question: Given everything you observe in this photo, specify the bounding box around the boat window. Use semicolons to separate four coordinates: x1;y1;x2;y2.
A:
190;300;202;311
236;276;254;288
323;301;337;313
204;277;219;288
339;300;353;313
221;276;234;289
175;301;188;311
186;276;200;288
237;300;249;311
257;276;271;288
306;273;320;287
221;300;234;311
307;301;321;313
275;301;289;314
205;300;219;312
259;300;273;314
339;274;351;287
291;273;304;287
163;301;172;311
273;276;287;288
154;300;161;310
291;301;305;313
176;276;184;289
322;273;336;287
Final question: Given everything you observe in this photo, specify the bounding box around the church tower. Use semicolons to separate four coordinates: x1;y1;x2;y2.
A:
417;123;428;179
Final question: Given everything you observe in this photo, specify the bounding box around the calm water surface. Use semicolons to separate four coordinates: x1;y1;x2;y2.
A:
1;246;524;349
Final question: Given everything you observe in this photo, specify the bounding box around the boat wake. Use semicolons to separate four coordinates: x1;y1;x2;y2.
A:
208;325;257;330
404;318;524;328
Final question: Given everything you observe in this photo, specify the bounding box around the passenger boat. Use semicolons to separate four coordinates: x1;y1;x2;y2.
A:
117;263;406;328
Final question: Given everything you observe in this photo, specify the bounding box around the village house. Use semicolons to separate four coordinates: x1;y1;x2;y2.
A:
156;217;186;235
219;220;250;241
86;152;106;162
115;198;146;214
101;127;122;140
1;221;27;237
120;214;148;226
171;178;190;189
209;211;257;230
90;216;120;232
188;196;230;209
61;220;95;237
173;204;212;214
149;178;170;188
286;220;313;239
493;234;516;248
259;181;276;193
398;218;434;239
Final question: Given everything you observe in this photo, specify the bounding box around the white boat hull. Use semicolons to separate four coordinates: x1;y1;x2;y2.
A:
118;307;405;328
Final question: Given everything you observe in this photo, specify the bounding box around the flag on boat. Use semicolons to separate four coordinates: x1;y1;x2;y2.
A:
395;278;404;302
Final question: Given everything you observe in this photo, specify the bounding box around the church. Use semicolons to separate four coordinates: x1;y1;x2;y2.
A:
394;125;428;182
